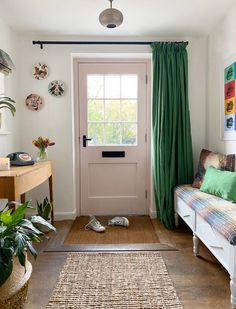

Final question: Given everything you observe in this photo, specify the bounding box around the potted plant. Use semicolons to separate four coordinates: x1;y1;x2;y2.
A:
34;197;52;232
37;197;51;220
0;96;16;116
0;201;56;308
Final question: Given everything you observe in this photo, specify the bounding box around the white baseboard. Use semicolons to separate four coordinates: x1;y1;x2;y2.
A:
149;207;157;218
55;209;77;221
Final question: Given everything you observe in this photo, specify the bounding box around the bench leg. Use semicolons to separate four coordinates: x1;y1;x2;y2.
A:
230;277;236;307
174;211;179;227
193;233;199;256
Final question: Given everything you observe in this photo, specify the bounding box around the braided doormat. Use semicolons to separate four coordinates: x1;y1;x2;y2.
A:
47;252;182;309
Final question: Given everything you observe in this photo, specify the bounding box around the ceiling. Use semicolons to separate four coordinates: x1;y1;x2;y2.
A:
0;0;235;37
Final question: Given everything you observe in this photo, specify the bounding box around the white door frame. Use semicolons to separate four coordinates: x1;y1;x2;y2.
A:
73;55;151;217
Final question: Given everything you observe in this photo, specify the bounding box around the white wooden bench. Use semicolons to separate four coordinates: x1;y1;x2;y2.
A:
175;186;236;308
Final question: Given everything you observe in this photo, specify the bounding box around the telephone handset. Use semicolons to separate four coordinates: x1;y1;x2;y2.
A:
7;152;35;166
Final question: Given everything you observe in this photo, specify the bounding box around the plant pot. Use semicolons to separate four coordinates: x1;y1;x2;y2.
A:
0;257;32;309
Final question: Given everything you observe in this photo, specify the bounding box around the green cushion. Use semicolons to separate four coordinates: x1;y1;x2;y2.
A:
200;166;236;202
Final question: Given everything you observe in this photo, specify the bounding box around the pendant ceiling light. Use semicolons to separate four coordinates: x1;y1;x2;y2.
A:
99;0;124;29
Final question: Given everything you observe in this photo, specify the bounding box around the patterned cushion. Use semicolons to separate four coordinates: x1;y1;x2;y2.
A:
192;149;235;188
175;185;236;245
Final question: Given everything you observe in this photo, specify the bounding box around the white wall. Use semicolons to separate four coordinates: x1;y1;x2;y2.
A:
188;38;208;169
0;18;19;209
207;4;236;156
0;18;19;156
17;35;207;219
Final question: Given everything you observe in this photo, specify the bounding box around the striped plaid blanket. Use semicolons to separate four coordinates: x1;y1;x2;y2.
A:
175;185;236;245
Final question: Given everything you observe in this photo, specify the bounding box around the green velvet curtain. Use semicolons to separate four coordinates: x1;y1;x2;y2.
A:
151;42;194;229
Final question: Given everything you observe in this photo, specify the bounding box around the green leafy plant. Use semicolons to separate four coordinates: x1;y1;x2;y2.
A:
0;96;16;116
36;197;52;220
0;201;56;286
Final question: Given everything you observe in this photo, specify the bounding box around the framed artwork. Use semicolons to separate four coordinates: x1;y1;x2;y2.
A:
222;53;236;140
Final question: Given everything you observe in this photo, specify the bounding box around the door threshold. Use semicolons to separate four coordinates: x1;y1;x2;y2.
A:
44;243;177;252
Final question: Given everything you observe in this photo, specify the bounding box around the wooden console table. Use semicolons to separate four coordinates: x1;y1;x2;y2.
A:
0;161;54;224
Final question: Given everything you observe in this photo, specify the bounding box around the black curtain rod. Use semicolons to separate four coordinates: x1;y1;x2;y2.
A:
32;40;189;49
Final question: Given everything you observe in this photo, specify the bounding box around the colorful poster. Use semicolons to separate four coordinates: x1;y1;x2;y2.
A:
225;97;236;115
224;62;236;83
224;61;236;135
225;114;236;131
224;80;235;100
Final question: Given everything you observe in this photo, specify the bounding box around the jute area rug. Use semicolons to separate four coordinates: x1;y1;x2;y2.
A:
47;252;182;309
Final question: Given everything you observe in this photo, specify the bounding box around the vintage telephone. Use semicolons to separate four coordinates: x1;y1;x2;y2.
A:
7;152;35;166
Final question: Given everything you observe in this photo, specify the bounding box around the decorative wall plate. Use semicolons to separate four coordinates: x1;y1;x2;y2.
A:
48;80;65;97
33;63;49;80
25;94;44;111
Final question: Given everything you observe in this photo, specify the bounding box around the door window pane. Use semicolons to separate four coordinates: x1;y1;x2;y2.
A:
105;100;120;121
121;75;137;99
121;100;137;122
122;123;137;145
87;75;104;98
105;75;120;98
105;123;121;145
88;100;104;122
87;74;138;146
88;123;104;145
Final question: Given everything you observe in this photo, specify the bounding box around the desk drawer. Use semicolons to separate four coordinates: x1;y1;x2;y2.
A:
176;197;195;230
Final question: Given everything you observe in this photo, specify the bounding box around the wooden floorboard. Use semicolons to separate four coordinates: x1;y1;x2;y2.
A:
25;219;232;309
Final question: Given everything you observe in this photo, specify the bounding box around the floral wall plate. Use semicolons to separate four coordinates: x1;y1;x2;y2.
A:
48;80;65;97
33;63;49;80
25;94;44;111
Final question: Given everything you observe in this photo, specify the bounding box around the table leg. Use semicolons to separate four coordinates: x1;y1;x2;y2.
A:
48;175;54;225
20;193;26;204
8;192;18;211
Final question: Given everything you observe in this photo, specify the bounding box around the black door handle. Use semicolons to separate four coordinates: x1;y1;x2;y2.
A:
83;135;92;147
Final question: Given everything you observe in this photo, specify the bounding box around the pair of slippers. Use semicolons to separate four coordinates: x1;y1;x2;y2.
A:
85;215;129;233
